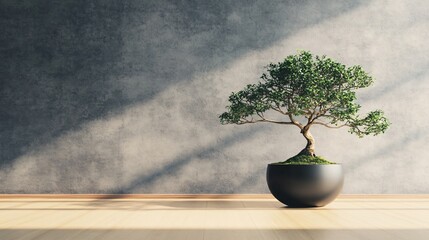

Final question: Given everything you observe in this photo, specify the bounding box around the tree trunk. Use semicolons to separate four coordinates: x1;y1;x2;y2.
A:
298;128;316;156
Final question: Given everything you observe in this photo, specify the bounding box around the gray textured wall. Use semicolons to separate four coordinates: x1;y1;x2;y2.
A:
1;0;428;193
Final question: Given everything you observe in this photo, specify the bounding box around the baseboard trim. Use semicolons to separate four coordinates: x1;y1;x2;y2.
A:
0;194;428;199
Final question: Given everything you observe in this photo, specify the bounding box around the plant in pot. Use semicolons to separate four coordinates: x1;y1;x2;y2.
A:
219;51;389;207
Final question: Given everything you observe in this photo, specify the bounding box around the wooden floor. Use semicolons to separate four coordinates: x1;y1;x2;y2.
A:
0;195;428;240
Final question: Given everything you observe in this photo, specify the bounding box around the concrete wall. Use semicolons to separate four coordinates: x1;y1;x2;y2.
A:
1;0;428;193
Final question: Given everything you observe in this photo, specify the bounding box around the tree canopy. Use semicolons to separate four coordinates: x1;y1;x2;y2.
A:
219;51;389;156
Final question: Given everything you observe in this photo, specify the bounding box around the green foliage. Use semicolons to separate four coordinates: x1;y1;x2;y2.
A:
275;155;335;165
219;51;390;137
347;110;390;137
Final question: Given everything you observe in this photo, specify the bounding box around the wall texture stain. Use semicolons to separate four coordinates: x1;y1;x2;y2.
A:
1;0;428;193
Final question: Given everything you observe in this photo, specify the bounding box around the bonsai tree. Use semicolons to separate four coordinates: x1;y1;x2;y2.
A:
219;51;389;164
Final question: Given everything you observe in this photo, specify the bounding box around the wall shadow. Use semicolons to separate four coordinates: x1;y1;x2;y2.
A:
0;0;369;168
360;64;429;102
114;127;264;194
346;127;428;171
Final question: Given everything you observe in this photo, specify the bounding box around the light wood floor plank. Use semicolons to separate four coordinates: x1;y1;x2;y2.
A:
0;197;428;240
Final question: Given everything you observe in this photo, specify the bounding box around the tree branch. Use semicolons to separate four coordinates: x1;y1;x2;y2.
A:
307;111;315;124
236;119;295;125
312;121;349;128
288;113;303;129
270;105;288;115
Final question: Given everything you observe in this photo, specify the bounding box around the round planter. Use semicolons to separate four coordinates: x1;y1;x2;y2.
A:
266;163;344;207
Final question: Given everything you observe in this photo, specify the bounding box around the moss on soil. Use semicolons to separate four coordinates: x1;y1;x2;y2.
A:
274;155;336;165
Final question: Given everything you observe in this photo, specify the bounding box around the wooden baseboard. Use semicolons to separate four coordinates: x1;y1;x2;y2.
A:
0;194;428;199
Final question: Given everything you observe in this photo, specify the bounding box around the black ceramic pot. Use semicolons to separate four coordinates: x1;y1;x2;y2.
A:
266;164;344;207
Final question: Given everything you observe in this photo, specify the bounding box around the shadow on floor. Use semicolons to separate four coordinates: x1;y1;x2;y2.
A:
0;229;427;240
2;199;428;211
